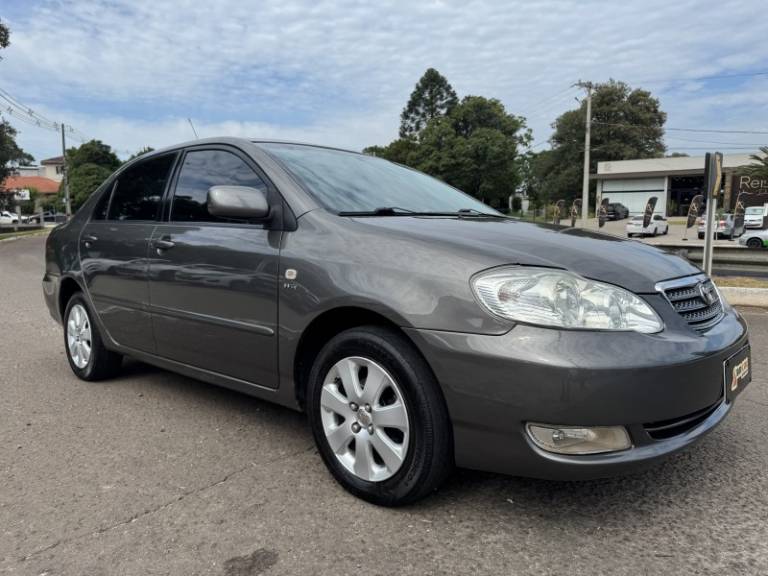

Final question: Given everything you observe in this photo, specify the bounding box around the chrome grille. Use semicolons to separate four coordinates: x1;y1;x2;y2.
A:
657;275;724;331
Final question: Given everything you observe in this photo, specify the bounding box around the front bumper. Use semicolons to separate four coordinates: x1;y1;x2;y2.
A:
404;308;749;480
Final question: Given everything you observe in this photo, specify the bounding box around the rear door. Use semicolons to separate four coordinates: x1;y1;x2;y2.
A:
80;153;177;352
147;146;280;387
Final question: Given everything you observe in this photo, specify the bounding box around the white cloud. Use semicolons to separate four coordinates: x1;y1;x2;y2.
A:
2;0;767;161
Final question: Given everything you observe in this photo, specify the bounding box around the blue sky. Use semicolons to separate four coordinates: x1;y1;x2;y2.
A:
1;0;767;161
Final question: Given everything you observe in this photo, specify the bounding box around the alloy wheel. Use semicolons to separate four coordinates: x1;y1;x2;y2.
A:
67;303;92;369
319;356;410;482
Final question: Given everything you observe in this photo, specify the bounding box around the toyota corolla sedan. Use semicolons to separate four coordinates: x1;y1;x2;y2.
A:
43;137;751;506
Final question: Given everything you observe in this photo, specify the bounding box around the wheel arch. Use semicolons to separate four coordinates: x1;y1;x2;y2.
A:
292;306;436;411
58;275;84;319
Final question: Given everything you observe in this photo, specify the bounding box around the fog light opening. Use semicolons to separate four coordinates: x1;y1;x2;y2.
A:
526;424;631;455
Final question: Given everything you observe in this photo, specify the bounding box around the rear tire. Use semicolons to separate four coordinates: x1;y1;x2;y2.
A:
63;293;122;381
307;326;453;506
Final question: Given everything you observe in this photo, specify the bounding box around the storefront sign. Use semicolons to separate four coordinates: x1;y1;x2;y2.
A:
732;174;768;208
737;175;768;194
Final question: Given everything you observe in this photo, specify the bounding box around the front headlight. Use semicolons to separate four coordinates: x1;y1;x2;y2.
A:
472;266;663;333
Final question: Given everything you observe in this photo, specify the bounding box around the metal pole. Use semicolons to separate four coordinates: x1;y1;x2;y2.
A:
702;152;722;277
579;82;592;228
61;123;72;218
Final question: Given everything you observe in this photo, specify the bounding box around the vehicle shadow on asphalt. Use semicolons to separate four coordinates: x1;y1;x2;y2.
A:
109;359;748;520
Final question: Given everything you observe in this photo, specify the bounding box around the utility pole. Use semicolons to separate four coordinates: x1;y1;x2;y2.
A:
61;123;72;218
575;81;593;228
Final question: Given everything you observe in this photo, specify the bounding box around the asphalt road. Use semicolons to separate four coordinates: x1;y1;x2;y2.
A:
2;235;768;576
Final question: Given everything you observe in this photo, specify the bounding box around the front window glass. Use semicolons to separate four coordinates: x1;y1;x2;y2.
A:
260;143;499;215
171;150;268;223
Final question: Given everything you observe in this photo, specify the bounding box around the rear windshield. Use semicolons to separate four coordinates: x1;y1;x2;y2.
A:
259;143;499;215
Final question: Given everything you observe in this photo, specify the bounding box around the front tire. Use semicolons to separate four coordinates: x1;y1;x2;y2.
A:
307;326;452;506
64;293;122;381
747;237;763;249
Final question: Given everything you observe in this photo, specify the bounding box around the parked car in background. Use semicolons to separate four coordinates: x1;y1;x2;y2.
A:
26;211;67;224
0;210;19;224
626;214;668;237
738;229;768;249
697;213;745;240
606;202;629;220
43;137;751;505
744;205;766;229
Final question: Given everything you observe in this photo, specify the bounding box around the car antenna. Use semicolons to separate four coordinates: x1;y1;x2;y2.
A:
187;118;199;139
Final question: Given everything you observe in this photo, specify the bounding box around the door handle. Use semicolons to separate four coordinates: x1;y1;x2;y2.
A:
82;234;98;248
154;238;176;251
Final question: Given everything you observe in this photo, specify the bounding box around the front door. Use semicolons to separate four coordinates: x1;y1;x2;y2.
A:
148;147;280;388
80;153;177;353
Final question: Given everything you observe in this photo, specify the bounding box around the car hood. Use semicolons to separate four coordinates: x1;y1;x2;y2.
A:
352;216;701;293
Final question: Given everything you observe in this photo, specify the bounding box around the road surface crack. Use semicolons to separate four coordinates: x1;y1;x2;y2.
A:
20;444;313;563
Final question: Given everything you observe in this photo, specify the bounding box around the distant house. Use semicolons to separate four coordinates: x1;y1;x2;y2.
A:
40;155;65;182
1;155;64;206
1;175;60;204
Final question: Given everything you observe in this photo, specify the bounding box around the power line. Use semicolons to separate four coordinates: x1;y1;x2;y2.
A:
0;84;139;157
592;120;768;135
0;88;59;131
634;70;768;85
664;134;768;146
520;85;579;119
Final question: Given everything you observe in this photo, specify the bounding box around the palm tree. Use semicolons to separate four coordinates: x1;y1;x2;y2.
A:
745;146;768;179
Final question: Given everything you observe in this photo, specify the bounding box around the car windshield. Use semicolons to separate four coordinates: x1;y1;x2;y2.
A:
631;216;643;221
259;143;501;215
746;207;763;215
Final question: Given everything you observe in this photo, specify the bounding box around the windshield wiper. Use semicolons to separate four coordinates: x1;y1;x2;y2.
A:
338;206;417;216
455;208;506;218
338;207;506;218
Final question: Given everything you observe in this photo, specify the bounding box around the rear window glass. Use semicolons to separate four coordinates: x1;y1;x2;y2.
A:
108;154;176;221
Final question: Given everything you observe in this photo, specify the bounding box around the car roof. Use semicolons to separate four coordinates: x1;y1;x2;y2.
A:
133;136;362;162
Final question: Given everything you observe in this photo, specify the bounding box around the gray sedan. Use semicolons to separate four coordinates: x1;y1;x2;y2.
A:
43;137;751;505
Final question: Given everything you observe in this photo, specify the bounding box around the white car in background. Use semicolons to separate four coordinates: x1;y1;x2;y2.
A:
744;205;766;229
0;210;19;224
738;229;768;249
626;214;668;237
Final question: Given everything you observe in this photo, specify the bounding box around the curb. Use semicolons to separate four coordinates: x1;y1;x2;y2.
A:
719;286;768;308
0;229;50;243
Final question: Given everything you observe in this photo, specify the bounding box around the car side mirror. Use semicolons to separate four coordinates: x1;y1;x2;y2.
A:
207;186;270;220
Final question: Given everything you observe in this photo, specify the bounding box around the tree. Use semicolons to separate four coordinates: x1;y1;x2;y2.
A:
399;68;458;138
409;96;530;207
0;18;9;52
67;164;114;208
542;80;666;203
744;146;768;180
68;140;121;171
60;140;121;210
128;146;155;161
363;138;417;165
0;20;34;197
519;150;557;212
